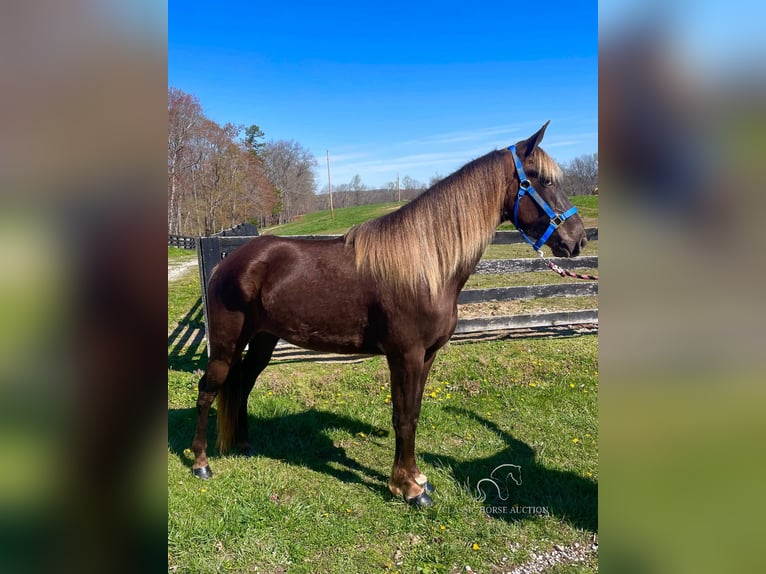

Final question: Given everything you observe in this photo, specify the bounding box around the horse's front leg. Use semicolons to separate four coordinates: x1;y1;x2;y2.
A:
386;349;437;507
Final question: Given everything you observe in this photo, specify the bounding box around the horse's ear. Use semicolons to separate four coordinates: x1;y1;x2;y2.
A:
514;120;551;158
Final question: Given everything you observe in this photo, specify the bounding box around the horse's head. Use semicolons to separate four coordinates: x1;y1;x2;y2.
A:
502;122;588;257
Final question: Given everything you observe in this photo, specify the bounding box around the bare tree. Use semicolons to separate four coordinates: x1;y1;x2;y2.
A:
428;173;443;188
168;88;203;233
561;153;598;196
263;140;318;224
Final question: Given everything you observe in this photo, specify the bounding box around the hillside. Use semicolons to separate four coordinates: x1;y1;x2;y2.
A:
260;196;598;236
260;202;405;235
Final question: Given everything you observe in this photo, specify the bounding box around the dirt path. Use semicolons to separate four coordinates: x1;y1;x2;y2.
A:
168;258;197;282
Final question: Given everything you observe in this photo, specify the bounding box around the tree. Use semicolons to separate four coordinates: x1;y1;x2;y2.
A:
243;124;266;158
428;173;443;188
168;87;203;234
263;140;318;224
561;153;598;196
348;174;366;206
401;175;425;192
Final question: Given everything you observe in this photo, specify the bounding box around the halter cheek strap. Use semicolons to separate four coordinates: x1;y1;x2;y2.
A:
508;145;579;251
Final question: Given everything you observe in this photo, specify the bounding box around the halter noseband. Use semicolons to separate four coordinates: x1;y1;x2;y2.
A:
508;145;578;251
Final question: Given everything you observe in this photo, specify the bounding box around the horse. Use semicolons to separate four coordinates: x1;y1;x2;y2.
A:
190;121;588;507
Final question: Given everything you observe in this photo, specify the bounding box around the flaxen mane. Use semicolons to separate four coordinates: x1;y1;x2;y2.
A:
344;147;562;299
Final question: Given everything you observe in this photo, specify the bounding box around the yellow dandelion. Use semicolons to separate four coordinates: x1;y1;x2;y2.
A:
529;382;537;387
586;472;593;478
200;487;207;493
472;543;480;551
440;525;446;531
446;393;452;399
429;391;437;398
569;383;575;388
572;437;581;444
357;432;366;438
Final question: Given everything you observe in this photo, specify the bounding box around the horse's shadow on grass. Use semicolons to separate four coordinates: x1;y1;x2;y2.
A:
420;407;597;532
169;405;596;531
168;407;391;498
168;297;206;373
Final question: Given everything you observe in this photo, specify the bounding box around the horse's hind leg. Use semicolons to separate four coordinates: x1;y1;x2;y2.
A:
191;314;244;479
235;333;279;454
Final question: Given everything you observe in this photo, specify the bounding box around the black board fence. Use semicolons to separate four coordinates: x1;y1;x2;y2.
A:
169;222;260;250
195;228;598;358
168;234;197;249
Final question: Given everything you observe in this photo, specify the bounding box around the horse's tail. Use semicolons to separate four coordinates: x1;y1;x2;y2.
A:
215;361;242;453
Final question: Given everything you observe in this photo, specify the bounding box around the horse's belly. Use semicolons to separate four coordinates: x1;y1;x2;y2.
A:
260;298;378;355
281;333;377;355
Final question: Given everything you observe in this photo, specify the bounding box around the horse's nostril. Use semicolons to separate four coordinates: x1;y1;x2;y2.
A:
569;236;587;257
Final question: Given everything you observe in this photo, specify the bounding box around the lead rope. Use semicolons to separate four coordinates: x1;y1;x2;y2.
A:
537;250;598;281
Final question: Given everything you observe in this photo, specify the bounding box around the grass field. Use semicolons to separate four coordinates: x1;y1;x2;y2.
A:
262;202;404;236
168;197;598;573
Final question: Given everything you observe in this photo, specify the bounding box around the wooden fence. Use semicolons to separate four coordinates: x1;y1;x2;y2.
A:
168;222;260;250
168;234;197;249
195;228;598;359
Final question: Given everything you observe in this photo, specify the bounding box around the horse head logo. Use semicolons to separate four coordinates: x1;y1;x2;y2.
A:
474;464;522;502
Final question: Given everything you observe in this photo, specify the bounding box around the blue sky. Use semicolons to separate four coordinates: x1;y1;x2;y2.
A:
169;1;597;189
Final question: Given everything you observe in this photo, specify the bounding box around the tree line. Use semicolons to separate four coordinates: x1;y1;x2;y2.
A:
168;87;319;235
168;87;596;235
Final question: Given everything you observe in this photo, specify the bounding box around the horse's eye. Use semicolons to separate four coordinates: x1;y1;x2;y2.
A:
542;179;554;187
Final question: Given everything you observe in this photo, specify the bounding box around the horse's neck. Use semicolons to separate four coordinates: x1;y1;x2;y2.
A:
448;223;500;299
449;246;488;298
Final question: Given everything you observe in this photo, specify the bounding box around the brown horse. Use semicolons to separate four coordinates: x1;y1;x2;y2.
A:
190;122;587;506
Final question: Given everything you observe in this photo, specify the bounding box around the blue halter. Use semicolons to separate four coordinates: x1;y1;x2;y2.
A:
508;145;579;251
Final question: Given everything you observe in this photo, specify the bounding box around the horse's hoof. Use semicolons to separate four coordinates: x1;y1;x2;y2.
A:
423;481;436;494
407;491;433;508
192;465;213;480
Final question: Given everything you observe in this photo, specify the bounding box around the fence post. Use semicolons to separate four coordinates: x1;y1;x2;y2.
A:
197;236;223;355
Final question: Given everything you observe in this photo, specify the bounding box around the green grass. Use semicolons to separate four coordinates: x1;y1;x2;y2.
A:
261;202;406;236
168;336;597;573
169;246;195;260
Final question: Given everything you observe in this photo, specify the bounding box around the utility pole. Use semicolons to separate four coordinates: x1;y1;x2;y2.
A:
326;150;334;219
397;171;401;203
